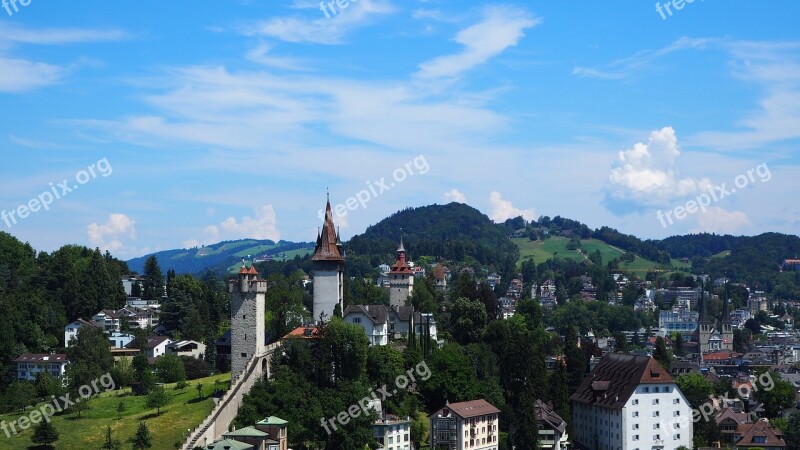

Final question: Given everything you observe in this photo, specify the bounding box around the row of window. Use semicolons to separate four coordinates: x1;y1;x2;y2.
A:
632;433;681;441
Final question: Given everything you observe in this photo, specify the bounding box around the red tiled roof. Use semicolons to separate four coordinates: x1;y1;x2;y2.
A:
735;418;786;447
283;326;321;339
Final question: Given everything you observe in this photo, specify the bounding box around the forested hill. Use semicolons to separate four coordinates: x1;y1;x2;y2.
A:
127;239;314;275
346;202;519;274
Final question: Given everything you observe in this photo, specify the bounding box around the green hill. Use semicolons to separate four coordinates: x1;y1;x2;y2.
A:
0;373;230;450
513;237;669;276
127;239;314;275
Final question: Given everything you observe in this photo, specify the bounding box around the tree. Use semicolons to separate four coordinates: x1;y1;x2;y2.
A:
675;373;715;408
156;354;187;383
6;381;36;414
101;425;121;450
130;422;153;450
146;386;169;415
548;361;570;423
35;372;63;398
31;420;59;448
133;352;156;395
754;371;795;418
448;297;487;345
117;400;126;420
66;325;114;388
196;382;203;399
653;336;672;369
142;256;164;301
784;411;800;449
674;333;684;356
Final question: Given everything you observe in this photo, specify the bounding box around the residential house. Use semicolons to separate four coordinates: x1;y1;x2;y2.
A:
92;309;122;332
168;340;207;359
343;305;389;346
429;399;500;450
486;273;501;290
108;331;135;348
387;306;438;343
433;263;448;289
15;353;68;381
373;414;412;450
534;399;569;450
64;318;96;347
127;336;172;358
716;407;750;446
570;353;693;450
733;418;786;449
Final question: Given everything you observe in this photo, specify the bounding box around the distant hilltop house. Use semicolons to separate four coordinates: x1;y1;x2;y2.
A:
15;353;68;381
782;258;800;271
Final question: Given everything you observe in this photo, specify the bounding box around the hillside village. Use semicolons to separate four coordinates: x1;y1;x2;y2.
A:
1;201;800;450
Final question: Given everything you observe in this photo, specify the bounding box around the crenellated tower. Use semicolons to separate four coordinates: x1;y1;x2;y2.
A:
229;260;267;381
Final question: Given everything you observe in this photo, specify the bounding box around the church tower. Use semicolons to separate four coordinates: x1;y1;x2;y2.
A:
312;196;344;323
695;280;712;358
229;260;266;382
721;282;734;351
389;234;414;308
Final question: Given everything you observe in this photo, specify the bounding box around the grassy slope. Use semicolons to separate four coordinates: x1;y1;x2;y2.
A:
513;237;669;276
0;374;230;450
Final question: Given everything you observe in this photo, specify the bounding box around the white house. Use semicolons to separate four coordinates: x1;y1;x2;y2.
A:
571;353;693;450
127;336;172;358
92;310;122;332
15;354;68;381
108;331;135;348
374;415;413;450
343;305;389;346
64;318;96;347
168;340;207;359
429;399;500;450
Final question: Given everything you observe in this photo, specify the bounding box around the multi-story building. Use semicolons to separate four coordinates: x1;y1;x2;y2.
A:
64;318;95;347
343;305;389;346
570;353;693;450
429;399;500;450
534;399;570;450
658;309;699;334
15;353;68;381
373;414;412;450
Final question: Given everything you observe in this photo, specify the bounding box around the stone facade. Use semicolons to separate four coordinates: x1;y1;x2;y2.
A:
229;264;266;382
311;198;344;323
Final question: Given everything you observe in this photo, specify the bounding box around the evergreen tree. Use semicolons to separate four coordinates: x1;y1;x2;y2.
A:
130;422;153;450
653;336;672;370
101;426;121;450
146;385;169;415
31;420;59;448
548;361;570;423
564;326;586;395
142;256;163;301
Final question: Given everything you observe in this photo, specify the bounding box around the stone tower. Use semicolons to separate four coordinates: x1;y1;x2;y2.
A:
312;196;344;323
229;261;266;382
721;282;734;351
389;235;414;308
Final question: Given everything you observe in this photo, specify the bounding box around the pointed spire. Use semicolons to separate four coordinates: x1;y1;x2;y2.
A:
312;193;344;262
699;279;708;323
722;279;730;322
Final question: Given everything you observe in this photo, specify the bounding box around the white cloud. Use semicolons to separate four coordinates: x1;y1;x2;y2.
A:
416;5;539;80
195;205;281;243
0;25;128;45
0;57;64;92
443;188;466;203
246;0;394;44
488;191;535;222
604;127;710;212
86;213;137;253
245;43;307;70
693;207;751;234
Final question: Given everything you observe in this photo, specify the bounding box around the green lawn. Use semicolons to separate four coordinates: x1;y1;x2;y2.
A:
0;374;231;450
711;250;731;259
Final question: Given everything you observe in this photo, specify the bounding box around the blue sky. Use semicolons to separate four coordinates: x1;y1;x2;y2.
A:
1;0;799;259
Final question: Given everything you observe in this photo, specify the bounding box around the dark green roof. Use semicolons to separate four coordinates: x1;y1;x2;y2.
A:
256;416;288;426
224;426;268;438
203;438;254;450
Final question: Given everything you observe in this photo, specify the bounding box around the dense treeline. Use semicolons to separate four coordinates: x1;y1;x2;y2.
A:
346;203;519;278
0;232;128;391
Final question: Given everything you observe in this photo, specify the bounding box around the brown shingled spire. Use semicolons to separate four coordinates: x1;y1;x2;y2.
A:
312;196;344;262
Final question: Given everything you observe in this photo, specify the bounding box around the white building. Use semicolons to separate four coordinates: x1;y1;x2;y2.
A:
126;336;173;359
108;331;135;348
343;305;389;346
64;318;95;347
571;353;693;450
15;354;68;381
429;399;500;450
168;340;207;359
373;415;413;450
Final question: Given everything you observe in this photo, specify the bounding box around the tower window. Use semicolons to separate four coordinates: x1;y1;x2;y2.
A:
243;315;246;320
241;353;247;358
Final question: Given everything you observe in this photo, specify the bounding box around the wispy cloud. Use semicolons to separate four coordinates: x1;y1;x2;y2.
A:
573;37;713;80
415;5;539;80
0;24;129;45
0;56;64;92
